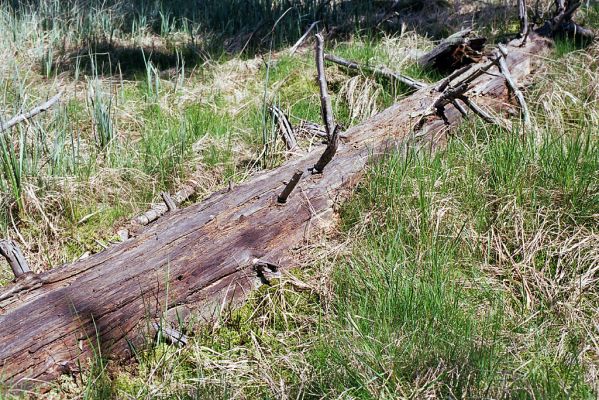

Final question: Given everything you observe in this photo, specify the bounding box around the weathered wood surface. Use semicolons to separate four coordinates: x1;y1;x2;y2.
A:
0;33;551;387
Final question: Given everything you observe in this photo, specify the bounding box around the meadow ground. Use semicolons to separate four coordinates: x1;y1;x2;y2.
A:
0;1;597;399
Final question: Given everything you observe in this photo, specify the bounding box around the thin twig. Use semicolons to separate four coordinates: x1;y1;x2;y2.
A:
324;53;427;90
451;99;469;117
496;45;531;129
457;95;497;124
315;33;335;139
289;21;319;55
269;105;298;151
0;92;62;133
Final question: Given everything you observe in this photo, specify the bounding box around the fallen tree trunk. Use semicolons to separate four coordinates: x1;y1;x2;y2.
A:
0;33;552;388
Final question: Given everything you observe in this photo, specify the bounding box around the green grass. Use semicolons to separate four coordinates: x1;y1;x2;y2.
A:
1;1;598;398
309;123;597;398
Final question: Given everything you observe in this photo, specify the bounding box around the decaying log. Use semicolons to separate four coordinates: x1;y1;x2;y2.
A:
417;29;487;71
0;92;62;133
324;53;427;91
0;240;31;278
0;33;555;387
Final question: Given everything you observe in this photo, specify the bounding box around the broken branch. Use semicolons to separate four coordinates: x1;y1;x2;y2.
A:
270;105;299;151
0;239;31;278
496;45;531;129
161;192;178;212
519;0;529;42
312;125;340;173
0;92;62;133
315;33;335;139
324;53;427;91
277;169;304;204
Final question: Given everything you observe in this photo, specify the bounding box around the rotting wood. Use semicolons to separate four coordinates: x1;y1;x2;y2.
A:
324;53;427;90
417;29;487;71
0;92;62;133
0;240;31;279
0;31;566;387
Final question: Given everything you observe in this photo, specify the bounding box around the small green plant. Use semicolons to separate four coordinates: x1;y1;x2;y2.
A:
87;78;115;150
0;128;26;212
141;50;160;102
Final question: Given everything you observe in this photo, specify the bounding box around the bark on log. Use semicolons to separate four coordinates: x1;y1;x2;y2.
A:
0;33;552;388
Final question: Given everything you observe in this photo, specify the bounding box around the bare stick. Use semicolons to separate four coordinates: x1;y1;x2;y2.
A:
457;95;514;132
0;92;62;133
457;95;496;124
161;192;178;212
496;45;531;129
0;239;31;278
518;0;529;41
270;105;298;151
435;65;473;92
289;21;319;55
315;33;335;139
277;169;304;204
312;125;339;173
451;100;468;117
325;53;427;90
